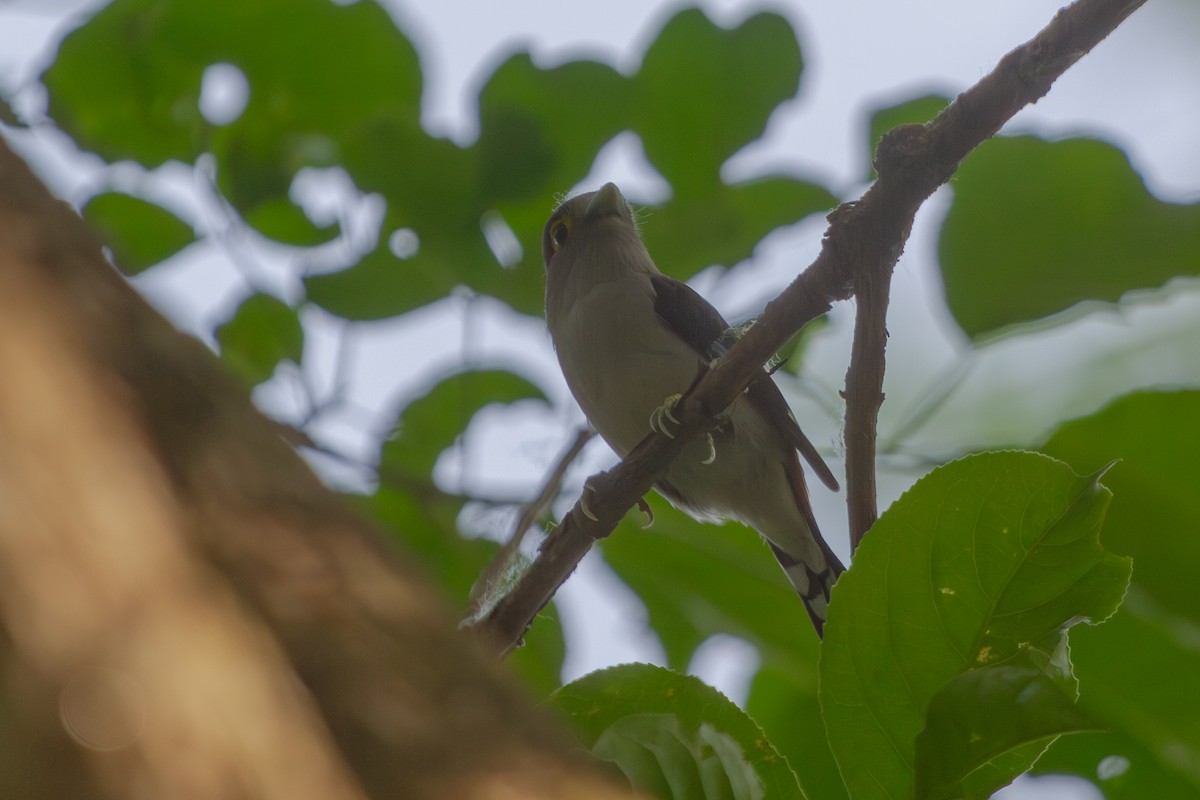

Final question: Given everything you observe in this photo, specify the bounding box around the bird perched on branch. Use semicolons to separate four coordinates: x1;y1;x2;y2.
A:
542;182;844;635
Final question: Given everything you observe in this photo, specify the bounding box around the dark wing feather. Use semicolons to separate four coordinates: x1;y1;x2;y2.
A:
649;273;729;358
650;273;839;492
744;378;839;491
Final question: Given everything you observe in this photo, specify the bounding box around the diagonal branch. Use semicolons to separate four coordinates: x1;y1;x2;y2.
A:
469;0;1149;655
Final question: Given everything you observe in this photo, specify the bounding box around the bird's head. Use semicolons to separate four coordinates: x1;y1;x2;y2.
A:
541;182;648;273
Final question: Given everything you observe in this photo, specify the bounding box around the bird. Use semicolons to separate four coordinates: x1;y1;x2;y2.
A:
542;182;845;636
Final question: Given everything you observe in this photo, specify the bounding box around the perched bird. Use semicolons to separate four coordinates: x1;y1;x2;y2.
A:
543;182;845;635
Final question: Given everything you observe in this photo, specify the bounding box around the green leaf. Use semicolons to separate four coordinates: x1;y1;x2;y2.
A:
1028;390;1200;796
553;664;804;800
214;293;303;387
244;197;338;247
641;176;838;281
746;665;848;800
1061;592;1200;796
819;451;1130;800
914;639;1098;800
379;369;547;482
865;94;950;181
304;239;455;321
1041;390;1200;624
82;192;194;275
476;54;629;204
940;136;1200;339
634;10;802;193
600;494;819;671
44;0;422;186
1034;731;1200;799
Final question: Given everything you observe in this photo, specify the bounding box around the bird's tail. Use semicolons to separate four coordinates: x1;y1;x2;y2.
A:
767;540;844;638
772;457;846;637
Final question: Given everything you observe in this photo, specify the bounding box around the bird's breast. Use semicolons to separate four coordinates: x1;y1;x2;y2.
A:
551;275;700;456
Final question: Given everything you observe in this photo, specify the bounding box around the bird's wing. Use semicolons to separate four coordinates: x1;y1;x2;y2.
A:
649;273;839;492
649;273;729;358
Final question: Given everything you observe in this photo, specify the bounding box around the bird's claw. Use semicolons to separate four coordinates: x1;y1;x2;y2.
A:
649;393;683;439
700;433;717;465
579;482;599;522
636;497;655;528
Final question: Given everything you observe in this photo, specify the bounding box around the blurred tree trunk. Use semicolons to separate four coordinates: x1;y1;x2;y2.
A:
0;136;631;800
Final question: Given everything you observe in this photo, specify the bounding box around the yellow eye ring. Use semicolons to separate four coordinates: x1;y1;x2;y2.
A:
549;217;572;252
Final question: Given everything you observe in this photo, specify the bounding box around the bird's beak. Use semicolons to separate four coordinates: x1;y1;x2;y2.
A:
585;182;628;220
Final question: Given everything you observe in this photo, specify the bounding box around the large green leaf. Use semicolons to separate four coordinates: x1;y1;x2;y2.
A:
1033;730;1199;800
641;177;837;281
44;0;421;170
476;54;629;204
214;293;303;387
634;10;802;194
819;452;1130;800
913;641;1097;800
1065;592;1200;796
746;666;847;800
1033;390;1200;796
1041;390;1200;624
553;664;804;800
83;191;195;275
940;136;1200;339
600;494;819;671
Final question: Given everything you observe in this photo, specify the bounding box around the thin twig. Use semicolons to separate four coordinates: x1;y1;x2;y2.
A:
467;0;1149;655
464;426;594;621
845;265;892;551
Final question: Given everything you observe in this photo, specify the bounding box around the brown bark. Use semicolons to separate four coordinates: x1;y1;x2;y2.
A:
0;138;631;798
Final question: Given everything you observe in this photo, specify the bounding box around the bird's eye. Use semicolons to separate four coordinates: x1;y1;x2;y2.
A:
549;218;572;252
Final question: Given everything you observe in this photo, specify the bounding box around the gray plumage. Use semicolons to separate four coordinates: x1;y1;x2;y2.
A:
543;182;844;635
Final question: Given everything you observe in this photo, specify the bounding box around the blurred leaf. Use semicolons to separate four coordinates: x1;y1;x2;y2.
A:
507;599;566;696
940;136;1200;339
244;197;338;247
304;239;456;321
634;10;802;193
819;452;1130;800
1034;731;1199;799
601;494;819;671
1041;390;1200;624
0;93;26;128
865;94;951;180
379;369;547;482
82;192;194;275
1027;390;1200;796
369;368;561;692
476;54;629;203
214;293;303;387
553;664;804;799
642;176;838;281
44;0;422;203
1060;592;1200;796
746;665;847;800
914;640;1097;800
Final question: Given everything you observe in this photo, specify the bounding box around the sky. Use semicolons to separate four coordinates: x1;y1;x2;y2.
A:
3;1;1199;797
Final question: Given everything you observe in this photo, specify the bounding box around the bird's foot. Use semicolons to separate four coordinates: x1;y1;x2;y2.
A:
649;393;683;438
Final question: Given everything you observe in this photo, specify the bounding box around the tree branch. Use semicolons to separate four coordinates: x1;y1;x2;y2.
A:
845;265;891;551
465;427;594;622
471;0;1148;654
